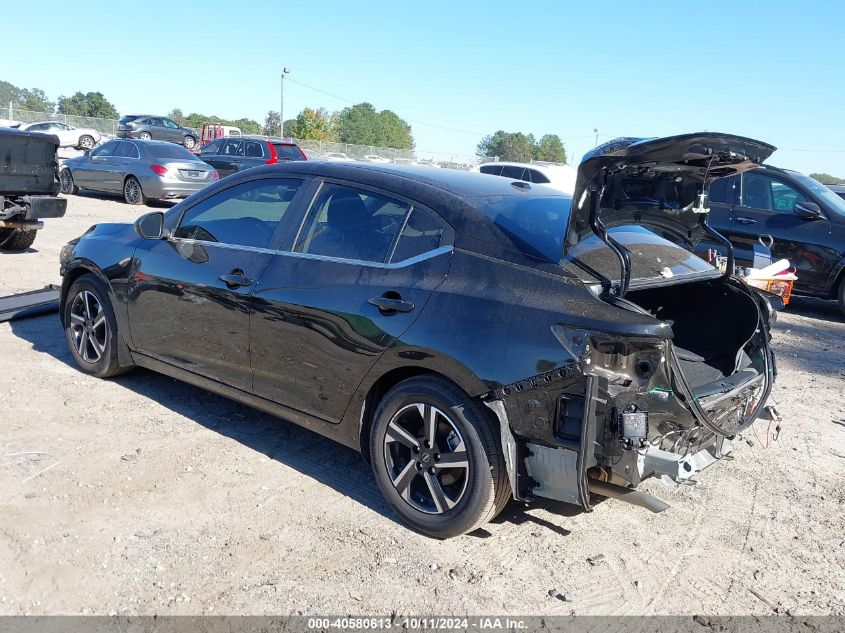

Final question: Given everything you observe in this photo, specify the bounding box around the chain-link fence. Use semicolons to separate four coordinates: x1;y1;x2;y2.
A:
0;105;117;135
0;105;568;169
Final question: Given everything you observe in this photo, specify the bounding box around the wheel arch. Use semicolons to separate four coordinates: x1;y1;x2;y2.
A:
61;263;134;367
352;362;491;465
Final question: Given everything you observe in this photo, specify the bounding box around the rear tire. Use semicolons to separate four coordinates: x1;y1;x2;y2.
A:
78;135;95;150
369;376;510;539
123;176;146;205
183;135;197;150
63;274;130;378
838;278;845;318
138;131;152;140
60;168;78;194
0;228;37;251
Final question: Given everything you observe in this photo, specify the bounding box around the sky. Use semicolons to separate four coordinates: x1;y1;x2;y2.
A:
5;0;845;174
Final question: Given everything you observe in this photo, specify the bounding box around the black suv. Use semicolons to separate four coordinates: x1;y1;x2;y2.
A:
197;136;306;178
706;165;845;316
117;115;199;150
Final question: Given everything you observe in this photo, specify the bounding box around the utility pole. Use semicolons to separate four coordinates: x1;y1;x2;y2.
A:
594;128;599;147
280;67;290;139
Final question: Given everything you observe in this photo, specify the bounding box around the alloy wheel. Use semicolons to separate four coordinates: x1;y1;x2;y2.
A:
184;136;196;149
69;290;108;364
79;136;94;149
60;170;73;193
139;132;151;140
124;179;140;204
382;403;469;514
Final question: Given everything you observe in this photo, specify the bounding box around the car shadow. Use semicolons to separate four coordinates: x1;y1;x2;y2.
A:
70;190;177;209
782;295;843;324
8;313;582;539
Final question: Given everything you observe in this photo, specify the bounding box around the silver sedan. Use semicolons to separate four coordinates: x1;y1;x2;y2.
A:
59;139;218;205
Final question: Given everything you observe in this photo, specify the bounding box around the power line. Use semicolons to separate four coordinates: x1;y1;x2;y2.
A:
284;76;604;142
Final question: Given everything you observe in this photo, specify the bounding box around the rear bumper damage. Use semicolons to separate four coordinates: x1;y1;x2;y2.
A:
484;289;774;513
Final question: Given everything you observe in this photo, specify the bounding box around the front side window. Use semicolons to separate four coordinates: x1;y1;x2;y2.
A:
480;164;503;176
199;139;222;155
162;118;180;129
91;141;118;157
294;184;409;263
741;172;804;213
390;208;445;263
174;179;304;248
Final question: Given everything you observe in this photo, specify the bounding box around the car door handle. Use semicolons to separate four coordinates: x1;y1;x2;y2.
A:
734;216;758;225
219;270;253;288
368;295;415;314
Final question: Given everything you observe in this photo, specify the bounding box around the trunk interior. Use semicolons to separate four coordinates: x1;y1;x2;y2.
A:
626;279;763;398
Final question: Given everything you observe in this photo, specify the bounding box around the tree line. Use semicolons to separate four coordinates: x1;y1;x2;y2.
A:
1;80;119;119
477;130;567;164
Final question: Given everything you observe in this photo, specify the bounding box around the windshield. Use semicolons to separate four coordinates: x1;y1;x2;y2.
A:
791;172;845;216
475;195;571;262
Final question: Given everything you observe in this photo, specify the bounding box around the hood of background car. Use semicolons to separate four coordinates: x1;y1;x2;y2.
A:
564;133;776;252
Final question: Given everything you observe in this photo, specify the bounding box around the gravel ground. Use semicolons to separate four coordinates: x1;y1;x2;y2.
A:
1;194;844;616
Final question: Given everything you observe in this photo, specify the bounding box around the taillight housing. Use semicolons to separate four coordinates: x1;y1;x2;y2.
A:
212;170;219;180
150;164;168;176
265;142;278;164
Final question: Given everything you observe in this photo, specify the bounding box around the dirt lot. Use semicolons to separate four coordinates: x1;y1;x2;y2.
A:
1;193;844;617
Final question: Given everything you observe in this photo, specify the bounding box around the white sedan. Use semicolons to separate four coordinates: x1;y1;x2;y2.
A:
15;121;101;149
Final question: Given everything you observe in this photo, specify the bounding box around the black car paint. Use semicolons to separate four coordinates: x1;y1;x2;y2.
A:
706;166;845;299
60;155;775;510
198;137;306;178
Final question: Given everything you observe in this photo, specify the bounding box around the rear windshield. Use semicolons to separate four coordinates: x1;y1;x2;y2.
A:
474;195;571;262
147;144;197;160
274;143;305;160
119;116;140;124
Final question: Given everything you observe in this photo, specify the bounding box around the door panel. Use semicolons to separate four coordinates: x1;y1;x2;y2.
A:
126;177;308;389
250;250;451;422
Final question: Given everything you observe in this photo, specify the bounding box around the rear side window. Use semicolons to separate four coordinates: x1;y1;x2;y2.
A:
390;208;445;263
528;169;551;184
174;179;303;248
273;143;306;160
501;165;527;180
148;144;197;160
476;195;572;262
708;175;739;205
115;141;140;159
294;184;409;263
244;141;264;158
221;140;243;156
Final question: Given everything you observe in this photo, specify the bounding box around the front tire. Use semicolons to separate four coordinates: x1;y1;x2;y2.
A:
60;168;78;194
370;376;510;538
63;274;129;378
138;131;152;140
123;176;146;205
0;228;37;251
183;135;197;150
78;135;95;150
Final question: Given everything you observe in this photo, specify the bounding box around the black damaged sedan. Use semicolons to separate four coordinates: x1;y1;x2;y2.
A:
59;133;777;538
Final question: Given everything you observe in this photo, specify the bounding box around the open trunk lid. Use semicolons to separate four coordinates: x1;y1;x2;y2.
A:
565;133;776;295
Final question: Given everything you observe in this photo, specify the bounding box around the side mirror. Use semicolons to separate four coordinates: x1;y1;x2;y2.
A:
135;211;165;239
794;201;823;220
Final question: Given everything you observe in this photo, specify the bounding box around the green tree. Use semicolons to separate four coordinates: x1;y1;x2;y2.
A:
167;108;186;126
264;110;281;136
809;172;845;185
57;91;118;119
18;88;54;113
476;130;535;162
335;102;414;148
285;107;337;141
0;80;19;106
231;117;262;134
533;134;566;163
